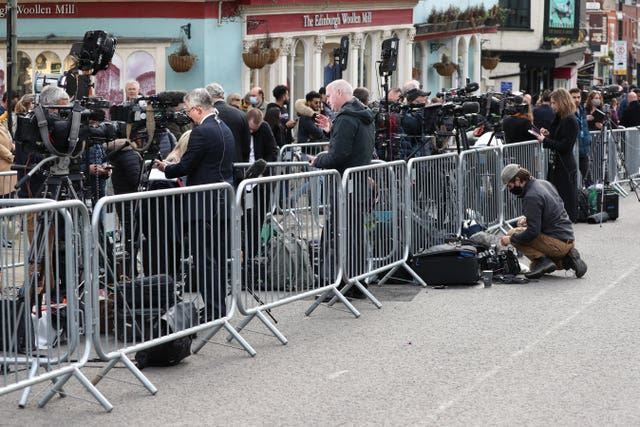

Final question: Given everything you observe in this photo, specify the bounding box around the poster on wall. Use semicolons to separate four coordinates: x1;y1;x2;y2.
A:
544;0;580;39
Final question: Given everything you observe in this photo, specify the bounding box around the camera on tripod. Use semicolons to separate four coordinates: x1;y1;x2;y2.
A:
592;84;622;102
15;96;126;157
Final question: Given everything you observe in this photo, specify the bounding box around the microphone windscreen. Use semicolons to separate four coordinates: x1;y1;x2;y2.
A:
155;91;187;107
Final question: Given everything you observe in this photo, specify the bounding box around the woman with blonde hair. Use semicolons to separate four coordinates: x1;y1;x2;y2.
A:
165;129;191;163
532;88;579;221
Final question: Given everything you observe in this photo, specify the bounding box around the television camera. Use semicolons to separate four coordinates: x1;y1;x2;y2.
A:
592;84;623;102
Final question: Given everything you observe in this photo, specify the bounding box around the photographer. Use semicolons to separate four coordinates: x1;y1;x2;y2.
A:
399;88;431;158
502;96;534;144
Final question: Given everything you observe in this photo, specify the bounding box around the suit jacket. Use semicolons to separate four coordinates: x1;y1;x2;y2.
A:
214;100;250;162
164;114;235;221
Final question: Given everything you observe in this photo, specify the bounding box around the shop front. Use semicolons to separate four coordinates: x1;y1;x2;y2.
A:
0;0;243;105
240;0;419;104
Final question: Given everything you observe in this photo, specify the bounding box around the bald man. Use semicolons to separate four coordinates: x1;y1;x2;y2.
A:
249;86;266;113
620;91;640;127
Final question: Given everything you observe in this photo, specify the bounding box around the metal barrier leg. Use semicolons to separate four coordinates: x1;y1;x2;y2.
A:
192;321;256;356
119;353;157;395
37;367;113;411
378;262;427;288
192;323;224;354
306;287;361;318
225;312;257;343
254;310;287;345
37;371;71;408
91;357;119;386
223;321;257;357
18;360;39;408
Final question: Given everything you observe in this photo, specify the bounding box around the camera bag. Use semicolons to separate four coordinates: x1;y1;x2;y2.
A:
410;243;480;286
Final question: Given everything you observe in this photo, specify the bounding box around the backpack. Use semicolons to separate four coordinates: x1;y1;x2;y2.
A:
133;300;198;369
266;233;313;291
134;334;192;369
576;188;592;223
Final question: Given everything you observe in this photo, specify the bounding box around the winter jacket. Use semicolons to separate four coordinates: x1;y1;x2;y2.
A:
314;97;374;175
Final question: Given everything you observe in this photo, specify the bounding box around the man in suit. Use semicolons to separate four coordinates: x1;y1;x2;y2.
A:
206;82;250;184
155;88;235;321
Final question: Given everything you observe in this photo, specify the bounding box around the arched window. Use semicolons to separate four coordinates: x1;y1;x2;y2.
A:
293;40;305;103
322;44;340;87
17;52;33;95
126;51;156;96
413;43;424;82
95;53;123;105
362;35;372;91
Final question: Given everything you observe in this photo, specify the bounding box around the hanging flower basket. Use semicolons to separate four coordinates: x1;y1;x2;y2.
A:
242;51;270;69
433;63;458;76
168;54;197;72
481;56;500;70
266;48;280;65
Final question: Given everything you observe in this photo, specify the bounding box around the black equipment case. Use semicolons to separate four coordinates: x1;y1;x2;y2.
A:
411;243;480;285
595;188;619;220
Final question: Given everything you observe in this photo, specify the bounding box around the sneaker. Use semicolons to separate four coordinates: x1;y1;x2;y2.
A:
563;247;587;278
524;257;556;279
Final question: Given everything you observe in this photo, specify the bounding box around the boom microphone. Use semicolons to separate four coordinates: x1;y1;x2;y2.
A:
465;82;479;93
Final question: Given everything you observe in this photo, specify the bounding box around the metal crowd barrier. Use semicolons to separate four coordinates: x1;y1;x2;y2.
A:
500;141;545;231
0;200;111;411
587;130;619;188
407;152;460;253
278;142;329;162
233;168;360;344
89;182;254;399
0;171;17;200
458;146;502;233
339;161;426;297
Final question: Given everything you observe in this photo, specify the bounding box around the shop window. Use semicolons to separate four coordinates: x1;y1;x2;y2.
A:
362;36;372;90
413;43;424;81
293;41;305;104
500;0;530;29
323;45;340;87
16;52;33;95
126;51;156;97
95;53;123;105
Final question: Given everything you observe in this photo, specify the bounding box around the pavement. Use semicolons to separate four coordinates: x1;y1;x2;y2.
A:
3;192;640;426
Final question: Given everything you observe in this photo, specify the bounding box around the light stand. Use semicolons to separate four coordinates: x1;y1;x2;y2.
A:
378;37;398;161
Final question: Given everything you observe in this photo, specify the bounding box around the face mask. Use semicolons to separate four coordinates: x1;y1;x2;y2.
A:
509;186;523;196
592;99;601;107
249;96;258;105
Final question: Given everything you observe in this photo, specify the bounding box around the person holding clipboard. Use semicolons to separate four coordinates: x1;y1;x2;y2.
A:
585;91;605;131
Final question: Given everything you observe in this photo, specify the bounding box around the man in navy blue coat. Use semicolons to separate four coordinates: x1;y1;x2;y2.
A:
156;88;235;321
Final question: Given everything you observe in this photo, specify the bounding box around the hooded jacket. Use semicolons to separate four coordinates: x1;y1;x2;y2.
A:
313;97;374;175
294;98;325;143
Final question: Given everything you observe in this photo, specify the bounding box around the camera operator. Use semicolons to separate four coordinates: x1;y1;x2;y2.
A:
501;96;534;144
400;88;432;157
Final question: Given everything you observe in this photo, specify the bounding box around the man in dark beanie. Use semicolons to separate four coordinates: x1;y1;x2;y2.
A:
500;163;587;279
